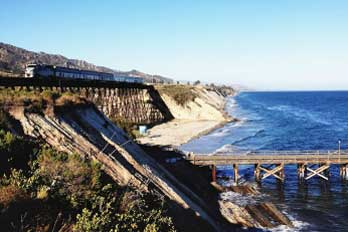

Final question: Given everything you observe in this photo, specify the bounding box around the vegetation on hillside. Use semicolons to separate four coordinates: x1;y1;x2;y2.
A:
110;116;142;139
157;85;197;106
0;88;89;114
0;130;176;231
206;84;234;97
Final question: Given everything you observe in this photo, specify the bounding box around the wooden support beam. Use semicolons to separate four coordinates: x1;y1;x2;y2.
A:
340;164;348;179
279;163;285;179
305;164;330;180
254;164;261;182
259;164;284;181
297;163;306;180
233;164;238;185
211;165;216;183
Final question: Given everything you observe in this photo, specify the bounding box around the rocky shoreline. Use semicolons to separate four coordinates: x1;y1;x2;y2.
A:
141;144;294;231
138;89;294;231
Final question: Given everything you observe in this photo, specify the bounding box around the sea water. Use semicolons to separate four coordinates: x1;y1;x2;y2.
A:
180;91;348;232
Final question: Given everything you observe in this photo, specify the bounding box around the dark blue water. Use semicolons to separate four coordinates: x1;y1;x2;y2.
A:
181;91;348;232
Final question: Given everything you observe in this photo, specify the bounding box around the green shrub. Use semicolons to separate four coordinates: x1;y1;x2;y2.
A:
111;117;138;138
0;132;176;231
37;148;102;208
74;191;175;232
0;130;38;174
0;109;12;130
157;85;197;106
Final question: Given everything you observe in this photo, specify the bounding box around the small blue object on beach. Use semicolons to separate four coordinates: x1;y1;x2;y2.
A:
139;125;147;135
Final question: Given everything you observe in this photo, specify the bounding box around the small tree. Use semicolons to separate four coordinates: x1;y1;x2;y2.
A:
193;80;201;86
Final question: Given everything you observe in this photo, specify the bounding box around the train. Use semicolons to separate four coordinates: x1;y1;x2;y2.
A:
24;63;144;84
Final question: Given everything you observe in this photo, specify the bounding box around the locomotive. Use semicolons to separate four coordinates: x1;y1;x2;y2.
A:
24;63;144;84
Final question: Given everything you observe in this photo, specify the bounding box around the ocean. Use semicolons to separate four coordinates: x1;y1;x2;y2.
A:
180;91;348;232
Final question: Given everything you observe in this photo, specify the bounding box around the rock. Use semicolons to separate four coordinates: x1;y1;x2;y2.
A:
8;105;221;231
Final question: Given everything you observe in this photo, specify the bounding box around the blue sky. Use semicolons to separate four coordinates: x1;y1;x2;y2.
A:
2;0;348;90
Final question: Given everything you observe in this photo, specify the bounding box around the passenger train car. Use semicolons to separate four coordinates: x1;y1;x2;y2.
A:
25;64;144;84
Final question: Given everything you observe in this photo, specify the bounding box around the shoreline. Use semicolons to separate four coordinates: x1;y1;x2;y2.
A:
179;91;240;148
139;91;295;230
189;91;241;146
138;94;237;148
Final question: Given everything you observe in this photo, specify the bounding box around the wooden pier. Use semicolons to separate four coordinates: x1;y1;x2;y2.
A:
186;151;348;185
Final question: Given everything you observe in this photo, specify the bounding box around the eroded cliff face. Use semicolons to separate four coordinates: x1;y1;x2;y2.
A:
8;105;220;231
158;86;231;121
138;85;235;147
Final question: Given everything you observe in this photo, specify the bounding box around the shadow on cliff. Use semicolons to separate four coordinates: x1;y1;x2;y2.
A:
147;86;174;123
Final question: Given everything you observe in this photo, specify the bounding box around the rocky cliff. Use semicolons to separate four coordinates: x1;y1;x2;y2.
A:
7;103;222;231
157;85;232;121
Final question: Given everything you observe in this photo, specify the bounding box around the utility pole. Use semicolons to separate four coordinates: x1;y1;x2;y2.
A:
339;140;341;163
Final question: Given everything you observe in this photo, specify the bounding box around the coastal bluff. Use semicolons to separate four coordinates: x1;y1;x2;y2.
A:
138;84;235;147
0;85;293;231
5;98;222;231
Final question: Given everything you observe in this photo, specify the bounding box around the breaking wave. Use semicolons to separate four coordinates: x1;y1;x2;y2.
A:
181;91;348;231
266;105;332;126
220;191;265;207
231;129;265;146
269;215;310;232
214;144;236;154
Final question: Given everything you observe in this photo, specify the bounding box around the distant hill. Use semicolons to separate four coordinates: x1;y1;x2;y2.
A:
0;42;173;83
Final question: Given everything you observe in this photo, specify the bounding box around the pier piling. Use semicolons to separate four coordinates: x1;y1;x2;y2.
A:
211;165;216;182
340;164;348;179
233;164;238;185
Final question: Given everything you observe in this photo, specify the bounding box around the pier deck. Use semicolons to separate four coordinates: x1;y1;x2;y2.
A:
186;151;348;184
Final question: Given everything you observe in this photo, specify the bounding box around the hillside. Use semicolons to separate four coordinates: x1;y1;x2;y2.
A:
0;88;228;231
0;42;173;83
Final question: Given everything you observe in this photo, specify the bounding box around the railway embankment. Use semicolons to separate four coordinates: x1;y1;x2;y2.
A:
0;78;174;125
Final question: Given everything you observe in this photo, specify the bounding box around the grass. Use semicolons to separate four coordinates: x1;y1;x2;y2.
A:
0;88;142;139
0;88;89;114
157;85;197;106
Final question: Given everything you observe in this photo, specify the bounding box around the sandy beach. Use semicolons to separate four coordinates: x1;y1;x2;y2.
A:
138;119;227;147
138;86;235;148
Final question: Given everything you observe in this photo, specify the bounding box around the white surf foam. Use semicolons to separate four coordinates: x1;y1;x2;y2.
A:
220;191;266;207
268;214;310;232
214;144;236;154
267;104;331;126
